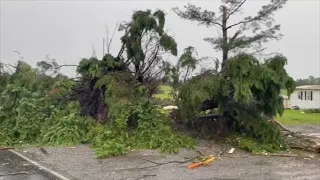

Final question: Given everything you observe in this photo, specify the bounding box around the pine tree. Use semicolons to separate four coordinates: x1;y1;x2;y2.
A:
173;0;287;69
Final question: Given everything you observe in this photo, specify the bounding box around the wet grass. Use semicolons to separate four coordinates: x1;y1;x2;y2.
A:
277;109;320;125
280;89;287;96
154;85;173;100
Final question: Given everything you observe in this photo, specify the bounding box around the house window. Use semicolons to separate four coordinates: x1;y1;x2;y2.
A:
306;91;313;101
298;93;301;99
300;91;303;100
305;91;307;100
307;91;311;100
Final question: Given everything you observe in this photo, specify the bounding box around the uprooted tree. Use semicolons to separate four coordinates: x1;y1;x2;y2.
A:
170;0;303;151
72;9;178;123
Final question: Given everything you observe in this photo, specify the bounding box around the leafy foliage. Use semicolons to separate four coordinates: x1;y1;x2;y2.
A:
228;134;287;154
89;100;195;158
178;46;202;82
0;10;195;158
39;102;91;146
0;62;89;146
119;9;177;96
178;54;295;149
0;7;298;157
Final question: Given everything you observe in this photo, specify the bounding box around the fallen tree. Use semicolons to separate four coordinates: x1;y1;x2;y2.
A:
175;54;296;152
273;120;320;153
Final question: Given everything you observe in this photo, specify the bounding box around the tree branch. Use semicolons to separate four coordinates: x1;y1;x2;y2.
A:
226;1;285;29
172;4;223;27
249;47;267;55
225;0;247;21
0;62;16;74
57;64;78;68
107;21;119;54
143;44;161;74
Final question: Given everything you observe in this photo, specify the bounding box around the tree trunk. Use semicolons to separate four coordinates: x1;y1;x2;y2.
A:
221;6;229;70
184;66;190;83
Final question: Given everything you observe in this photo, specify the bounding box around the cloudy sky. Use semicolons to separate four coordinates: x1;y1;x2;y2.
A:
0;0;319;79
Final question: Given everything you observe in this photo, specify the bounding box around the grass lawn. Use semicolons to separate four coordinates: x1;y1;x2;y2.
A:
154;85;173;100
280;89;287;96
277;109;320;126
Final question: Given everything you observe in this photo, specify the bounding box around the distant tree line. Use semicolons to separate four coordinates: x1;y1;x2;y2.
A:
295;76;320;86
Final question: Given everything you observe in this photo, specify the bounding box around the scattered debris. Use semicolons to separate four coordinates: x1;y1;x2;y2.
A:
274;119;320;153
135;174;156;180
196;150;205;156
67;147;77;149
228;148;235;154
134;155;200;170
269;153;297;157
0;172;28;176
39;147;49;155
188;155;216;169
163;105;178;110
308;155;315;158
217;147;227;157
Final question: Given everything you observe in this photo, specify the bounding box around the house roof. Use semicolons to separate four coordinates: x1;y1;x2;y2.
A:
280;95;288;99
296;85;320;90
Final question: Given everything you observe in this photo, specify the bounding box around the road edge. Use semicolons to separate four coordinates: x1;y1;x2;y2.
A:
9;149;70;180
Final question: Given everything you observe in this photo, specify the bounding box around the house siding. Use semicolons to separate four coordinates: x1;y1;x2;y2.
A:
291;89;320;109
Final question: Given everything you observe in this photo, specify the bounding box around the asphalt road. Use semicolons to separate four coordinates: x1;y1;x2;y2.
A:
0;150;61;180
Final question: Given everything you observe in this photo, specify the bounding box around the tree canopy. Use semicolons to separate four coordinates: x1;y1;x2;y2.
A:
173;0;287;68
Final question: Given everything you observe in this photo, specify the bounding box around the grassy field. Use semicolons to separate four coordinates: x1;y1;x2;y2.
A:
154;85;173;100
280;89;287;96
277;109;320;125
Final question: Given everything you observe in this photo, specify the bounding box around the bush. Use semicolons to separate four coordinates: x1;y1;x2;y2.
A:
39;102;91;146
228;134;287;154
0;69;90;146
89;100;195;158
1;61;195;159
304;109;320;114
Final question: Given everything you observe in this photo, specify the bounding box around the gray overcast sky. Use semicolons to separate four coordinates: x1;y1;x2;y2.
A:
0;0;319;80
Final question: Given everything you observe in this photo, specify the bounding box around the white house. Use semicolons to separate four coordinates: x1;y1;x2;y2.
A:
290;85;320;109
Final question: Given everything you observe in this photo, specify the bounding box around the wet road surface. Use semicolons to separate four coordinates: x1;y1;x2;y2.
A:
0;150;61;180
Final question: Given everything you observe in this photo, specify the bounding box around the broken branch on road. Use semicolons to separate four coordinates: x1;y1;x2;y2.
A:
0;172;28;176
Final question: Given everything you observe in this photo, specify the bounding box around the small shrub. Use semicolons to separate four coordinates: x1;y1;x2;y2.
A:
304;109;320;114
228;134;287;154
39;102;91;146
89;100;195;158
